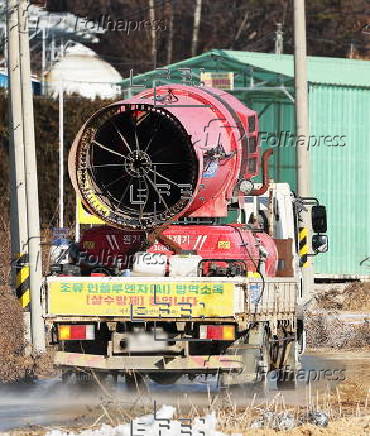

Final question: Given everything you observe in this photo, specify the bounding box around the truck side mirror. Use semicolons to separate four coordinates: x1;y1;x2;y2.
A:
312;205;327;233
312;234;328;253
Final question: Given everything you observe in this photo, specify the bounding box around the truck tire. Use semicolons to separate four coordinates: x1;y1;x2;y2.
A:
125;372;145;388
61;369;73;384
148;372;182;384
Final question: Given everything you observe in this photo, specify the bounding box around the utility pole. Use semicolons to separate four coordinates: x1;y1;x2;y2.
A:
349;41;355;58
4;34;8;70
51;33;55;64
275;23;283;54
7;0;30;347
294;0;309;197
167;1;174;65
19;0;45;352
149;0;157;69
41;25;45;95
60;38;64;58
294;0;312;301
59;82;64;229
191;0;202;57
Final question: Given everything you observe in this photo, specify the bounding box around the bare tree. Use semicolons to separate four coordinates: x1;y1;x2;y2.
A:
191;0;202;56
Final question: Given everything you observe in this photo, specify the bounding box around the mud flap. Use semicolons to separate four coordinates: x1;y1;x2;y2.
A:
220;324;266;386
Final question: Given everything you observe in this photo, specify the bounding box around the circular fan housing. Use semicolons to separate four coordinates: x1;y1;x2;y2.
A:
69;85;258;229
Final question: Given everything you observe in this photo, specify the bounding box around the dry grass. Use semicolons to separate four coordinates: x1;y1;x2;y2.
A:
9;374;368;435
0;214;11;287
2;367;370;434
6;393;370;436
0;212;55;382
313;283;370;312
0;283;55;382
306;282;370;349
0;215;29;381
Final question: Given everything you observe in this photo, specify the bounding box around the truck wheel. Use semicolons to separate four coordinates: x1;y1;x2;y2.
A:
149;373;181;384
75;370;99;386
125;372;144;388
61;370;73;384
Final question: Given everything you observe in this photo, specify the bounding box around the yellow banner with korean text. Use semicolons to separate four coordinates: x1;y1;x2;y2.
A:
48;280;235;317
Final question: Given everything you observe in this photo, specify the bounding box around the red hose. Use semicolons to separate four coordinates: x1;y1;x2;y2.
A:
249;149;274;196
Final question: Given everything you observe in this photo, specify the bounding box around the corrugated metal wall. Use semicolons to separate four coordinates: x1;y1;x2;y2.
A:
309;85;370;275
245;86;370;277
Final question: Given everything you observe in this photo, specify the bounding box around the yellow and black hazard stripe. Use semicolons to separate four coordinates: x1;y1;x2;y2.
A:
299;227;308;268
15;253;30;309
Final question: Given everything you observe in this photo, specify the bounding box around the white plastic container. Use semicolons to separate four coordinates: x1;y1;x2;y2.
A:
169;255;202;277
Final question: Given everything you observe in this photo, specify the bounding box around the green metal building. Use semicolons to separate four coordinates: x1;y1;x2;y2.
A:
118;50;370;278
